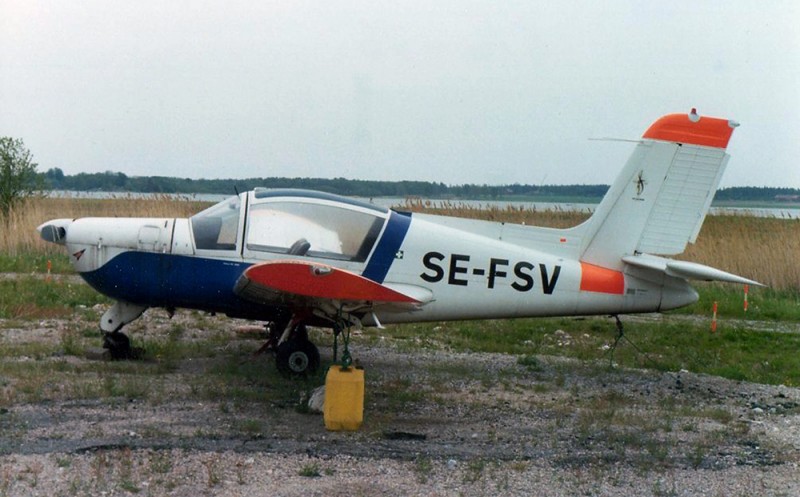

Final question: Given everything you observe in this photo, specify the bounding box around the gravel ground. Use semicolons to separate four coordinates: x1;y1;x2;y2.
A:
0;308;798;496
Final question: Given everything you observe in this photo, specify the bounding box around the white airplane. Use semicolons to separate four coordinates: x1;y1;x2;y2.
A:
38;110;759;375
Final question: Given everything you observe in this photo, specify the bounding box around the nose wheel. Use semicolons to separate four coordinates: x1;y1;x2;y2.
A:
99;301;147;360
103;331;134;360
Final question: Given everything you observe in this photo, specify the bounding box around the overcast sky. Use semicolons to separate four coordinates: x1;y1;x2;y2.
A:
2;1;798;188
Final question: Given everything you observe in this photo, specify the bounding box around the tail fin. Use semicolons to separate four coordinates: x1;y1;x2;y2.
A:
579;111;739;270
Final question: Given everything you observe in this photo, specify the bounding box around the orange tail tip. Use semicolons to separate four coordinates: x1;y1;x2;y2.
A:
642;111;738;149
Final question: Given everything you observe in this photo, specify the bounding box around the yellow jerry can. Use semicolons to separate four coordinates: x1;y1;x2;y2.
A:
323;365;365;431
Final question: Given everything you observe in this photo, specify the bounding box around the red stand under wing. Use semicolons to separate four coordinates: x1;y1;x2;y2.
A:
242;260;421;304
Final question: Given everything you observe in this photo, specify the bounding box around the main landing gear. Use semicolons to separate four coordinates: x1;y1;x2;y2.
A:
260;310;360;377
259;318;321;377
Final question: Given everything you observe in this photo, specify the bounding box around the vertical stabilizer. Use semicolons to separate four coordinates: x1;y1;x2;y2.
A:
579;111;738;270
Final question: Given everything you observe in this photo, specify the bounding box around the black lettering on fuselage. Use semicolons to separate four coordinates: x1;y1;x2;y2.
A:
448;254;470;286
512;261;535;292
540;263;561;295
420;251;561;295
420;251;445;283
488;258;509;289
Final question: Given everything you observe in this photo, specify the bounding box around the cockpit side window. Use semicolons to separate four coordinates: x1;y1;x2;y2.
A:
246;201;384;262
190;196;241;250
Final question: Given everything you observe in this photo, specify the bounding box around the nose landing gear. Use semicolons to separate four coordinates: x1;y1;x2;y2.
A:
99;301;147;360
103;331;135;360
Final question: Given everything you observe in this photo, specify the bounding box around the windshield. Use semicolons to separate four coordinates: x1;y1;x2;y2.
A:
190;196;241;250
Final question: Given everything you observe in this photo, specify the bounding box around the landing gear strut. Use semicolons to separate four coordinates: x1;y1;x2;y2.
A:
99;301;147;361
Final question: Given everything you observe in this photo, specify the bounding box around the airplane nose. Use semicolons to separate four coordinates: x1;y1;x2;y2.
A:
37;219;73;245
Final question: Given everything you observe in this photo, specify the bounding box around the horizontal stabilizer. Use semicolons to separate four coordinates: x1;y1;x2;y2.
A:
622;254;763;286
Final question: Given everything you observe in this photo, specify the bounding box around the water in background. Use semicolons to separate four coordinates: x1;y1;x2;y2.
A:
46;191;800;219
373;198;799;219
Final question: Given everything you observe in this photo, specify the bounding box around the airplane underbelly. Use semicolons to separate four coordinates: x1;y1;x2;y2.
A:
79;252;254;313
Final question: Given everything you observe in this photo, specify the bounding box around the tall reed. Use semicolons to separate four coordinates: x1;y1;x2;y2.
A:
2;195;208;256
679;214;800;291
399;198;591;228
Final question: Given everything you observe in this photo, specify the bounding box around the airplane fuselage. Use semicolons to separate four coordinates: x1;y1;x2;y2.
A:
51;188;698;327
36;112;756;374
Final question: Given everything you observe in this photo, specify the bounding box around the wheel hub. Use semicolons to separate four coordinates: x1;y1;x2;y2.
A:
288;351;309;372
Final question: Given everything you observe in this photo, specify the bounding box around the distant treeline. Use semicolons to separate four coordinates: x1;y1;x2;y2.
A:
41;168;799;203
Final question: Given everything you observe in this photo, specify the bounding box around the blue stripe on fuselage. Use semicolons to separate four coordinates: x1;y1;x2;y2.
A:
361;210;411;283
80;252;277;317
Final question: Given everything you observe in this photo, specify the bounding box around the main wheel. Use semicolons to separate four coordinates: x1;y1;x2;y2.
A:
276;339;320;377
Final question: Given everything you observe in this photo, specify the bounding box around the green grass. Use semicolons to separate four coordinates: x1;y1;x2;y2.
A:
679;284;800;321
0;318;318;410
0;253;72;274
362;315;800;387
0;277;109;318
298;462;322;477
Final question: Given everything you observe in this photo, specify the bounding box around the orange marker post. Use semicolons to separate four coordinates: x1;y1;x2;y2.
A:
743;285;749;313
46;260;52;283
711;301;718;333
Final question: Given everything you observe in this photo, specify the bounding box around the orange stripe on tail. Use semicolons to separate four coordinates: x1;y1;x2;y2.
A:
642;112;736;149
580;262;625;295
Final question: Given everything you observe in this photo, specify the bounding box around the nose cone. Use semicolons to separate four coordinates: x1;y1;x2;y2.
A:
37;219;73;245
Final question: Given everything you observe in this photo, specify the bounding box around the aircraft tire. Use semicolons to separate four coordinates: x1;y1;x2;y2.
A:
103;331;133;360
276;339;320;377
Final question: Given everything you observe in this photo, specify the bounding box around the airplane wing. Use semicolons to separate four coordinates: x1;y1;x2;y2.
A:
233;260;434;316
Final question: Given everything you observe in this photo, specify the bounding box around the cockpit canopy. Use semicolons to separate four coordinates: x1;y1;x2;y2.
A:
190;190;389;262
